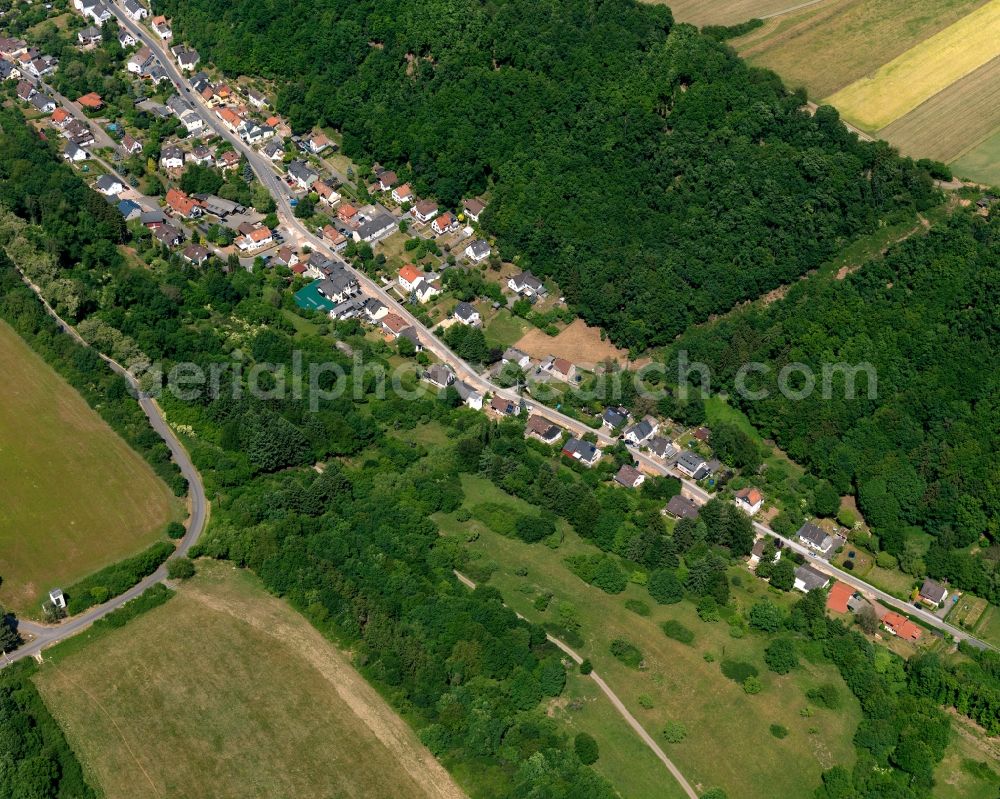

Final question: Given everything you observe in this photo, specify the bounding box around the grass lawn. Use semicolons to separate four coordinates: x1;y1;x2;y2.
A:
951;127;1000;185
832;547;915;599
441;476;861;799
933;716;1000;799
280;307;325;338
33;562;465;799
825;0;1000;129
483;309;531;347
0;322;177;616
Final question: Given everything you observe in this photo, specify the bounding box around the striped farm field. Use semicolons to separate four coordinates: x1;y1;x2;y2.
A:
735;0;990;99
877;56;1000;162
642;0;804;26
825;0;1000;130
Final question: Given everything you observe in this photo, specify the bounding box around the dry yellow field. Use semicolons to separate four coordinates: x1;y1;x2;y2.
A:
878;55;1000;161
826;0;1000;129
642;0;801;27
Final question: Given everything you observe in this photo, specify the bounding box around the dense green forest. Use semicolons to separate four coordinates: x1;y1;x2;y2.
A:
667;213;1000;600
0;663;97;799
154;0;938;348
1;108;995;796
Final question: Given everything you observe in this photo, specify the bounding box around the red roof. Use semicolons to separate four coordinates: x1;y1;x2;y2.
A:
382;312;409;335
399;264;423;284
338;203;357;220
432;212;453;229
51;108;70;124
826;582;853;614
77;92;103;109
883;612;922;641
165;188;200;217
290;262;306;275
737;487;764;506
249;227;272;242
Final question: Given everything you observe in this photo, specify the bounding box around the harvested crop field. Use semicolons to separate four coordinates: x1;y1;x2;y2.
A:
515;318;648;368
825;0;1000;130
877;56;1000;161
642;0;802;26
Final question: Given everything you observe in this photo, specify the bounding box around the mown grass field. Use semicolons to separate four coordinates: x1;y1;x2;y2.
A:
952;127;1000;184
34;562;465;799
933;716;1000;799
825;0;1000;130
735;0;988;99
0;321;176;615
877;55;1000;161
440;475;861;799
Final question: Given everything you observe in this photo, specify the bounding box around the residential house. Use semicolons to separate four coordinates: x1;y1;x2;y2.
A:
64;120;94;147
152;16;173;40
353;213;396;244
675;450;709;480
77;92;103;110
735;487;764;515
423;364;455;390
189;72;211;95
171;45;199;71
525;414;563;444
306;132;331;154
159;145;185;170
664;494;700;520
392;184;413;204
165;188;202;219
31;93;56;114
398;264;425;293
236;226;274;252
453;301;480;326
216;106;241;133
337;203;358;223
154;223;183;247
602;406;629;430
312;180;340;205
123;0;148;20
464;239;490;262
826;582;854;614
502;347;531;370
919;579;949;608
182;244;210;265
121;133;143;155
49;589;67;611
64;142;87;162
215;150;241;171
797;522;834;556
381;312;410;339
623;417;658;445
317;271;359;304
0;61;21;82
117;29;137;49
693;427;711;443
262;138;285;161
179;109;204;134
377;170;397;191
540;355;576;383
362;298;387;322
462;198;485;222
16;79;36;102
140;210;166;229
431;212;455;235
454;380;483;410
84;2;113;25
794;565;830;593
0;38;29;59
272;246;299;270
508;270;546;297
77;26;103;47
188;145;213;166
25;56;58;79
882;612;922;641
648;436;678;461
50;108;71;127
398;327;423;352
242;122;272;145
561;437;601;467
322;226;348;251
94;175;124;196
615;465;645;489
489;394;520;417
748;537;780;569
287;160;319;190
247;89;269;110
413;199;438;223
127;46;154;74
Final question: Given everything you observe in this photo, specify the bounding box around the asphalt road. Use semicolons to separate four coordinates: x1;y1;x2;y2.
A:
103;4;993;653
3;267;208;668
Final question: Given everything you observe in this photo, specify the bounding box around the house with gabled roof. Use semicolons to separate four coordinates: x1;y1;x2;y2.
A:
794;565;830;593
413;199;438;223
508;270;546;297
615;464;645;489
152;16;173;40
123;0;148;20
623;417;658;445
423;364;455;389
489;394;520;417
392;184;413;204
453;301;480;326
165;188;202;219
525;414;562;444
454;380;483;410
919;579;949;608
462;198;485;222
735;487;764;515
464;239;490;262
676;450;709;480
664;494;700;520
561;437;601;467
797;522;834;555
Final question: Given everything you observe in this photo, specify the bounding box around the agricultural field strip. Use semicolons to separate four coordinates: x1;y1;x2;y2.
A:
878;55;1000;162
644;0;806;26
826;0;1000;129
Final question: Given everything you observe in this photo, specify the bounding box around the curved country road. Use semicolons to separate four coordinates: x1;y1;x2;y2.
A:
3;267;208;668
454;571;700;799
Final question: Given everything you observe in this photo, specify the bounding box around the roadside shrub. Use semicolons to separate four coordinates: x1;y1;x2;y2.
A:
625;598;651;616
661;619;695;645
574;732;599;765
662;720;687;742
701;789;729;799
721;660;758;684
770;724;788;739
579;658;593;675
609;638;643;669
166;521;186;539
66;541;175;614
515;513;555;543
167;557;196;580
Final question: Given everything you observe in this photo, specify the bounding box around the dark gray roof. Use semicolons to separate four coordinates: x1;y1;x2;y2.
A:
511;270;544;291
648;436;678;460
467;239;490;258
454;380;481;402
677;449;707;473
797;522;832;549
355;214;395;241
424;364;455;387
454;301;477;321
95;175;121;191
562;437;598;462
795;565;830;591
287;160;318;183
625;419;654;441
665;494;700;519
602;406;628;428
920;579;948;603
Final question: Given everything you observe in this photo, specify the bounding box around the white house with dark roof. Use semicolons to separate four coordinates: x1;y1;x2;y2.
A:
561;437;601;467
919;578;949;607
508;270;546;297
464;239;491;262
453;301;481;326
623;417;658;445
797;522;834;555
676;450;709;480
794;565;830;593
